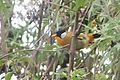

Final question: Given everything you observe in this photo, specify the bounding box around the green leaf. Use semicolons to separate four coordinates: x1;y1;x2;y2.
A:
96;73;107;80
43;44;57;50
71;69;86;80
32;74;40;80
55;70;67;79
114;34;120;42
37;52;47;61
18;57;32;63
73;0;87;11
0;59;6;66
99;36;112;50
5;72;13;80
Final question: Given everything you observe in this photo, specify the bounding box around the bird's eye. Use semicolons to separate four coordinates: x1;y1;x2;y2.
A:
61;32;66;38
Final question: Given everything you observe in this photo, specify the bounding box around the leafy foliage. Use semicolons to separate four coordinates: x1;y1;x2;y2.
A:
5;72;13;80
71;69;86;80
0;0;120;80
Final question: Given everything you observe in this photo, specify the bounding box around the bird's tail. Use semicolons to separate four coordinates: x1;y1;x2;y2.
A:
93;33;101;38
87;33;101;43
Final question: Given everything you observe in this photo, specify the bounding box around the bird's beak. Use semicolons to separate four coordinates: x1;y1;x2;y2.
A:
52;34;57;37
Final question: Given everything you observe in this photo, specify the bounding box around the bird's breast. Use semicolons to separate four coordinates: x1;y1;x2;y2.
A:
54;36;65;46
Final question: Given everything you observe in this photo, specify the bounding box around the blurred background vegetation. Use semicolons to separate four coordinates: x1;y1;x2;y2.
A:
0;0;120;80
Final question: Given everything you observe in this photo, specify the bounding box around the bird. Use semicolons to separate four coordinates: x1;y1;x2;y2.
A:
91;19;97;27
52;29;100;50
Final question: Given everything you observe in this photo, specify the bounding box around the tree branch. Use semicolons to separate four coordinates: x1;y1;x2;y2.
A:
0;14;8;58
37;1;45;44
41;57;56;80
68;2;92;79
68;12;79;77
76;2;91;36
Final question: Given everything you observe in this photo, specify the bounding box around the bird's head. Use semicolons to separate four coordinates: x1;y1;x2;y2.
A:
52;29;66;46
52;29;66;38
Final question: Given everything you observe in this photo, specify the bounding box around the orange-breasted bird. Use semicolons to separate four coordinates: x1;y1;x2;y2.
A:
52;29;100;50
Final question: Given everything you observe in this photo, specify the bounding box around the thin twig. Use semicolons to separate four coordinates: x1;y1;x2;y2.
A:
75;40;101;69
76;2;92;36
37;1;45;42
45;0;75;12
41;57;56;80
30;20;52;48
0;44;69;60
31;0;45;75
